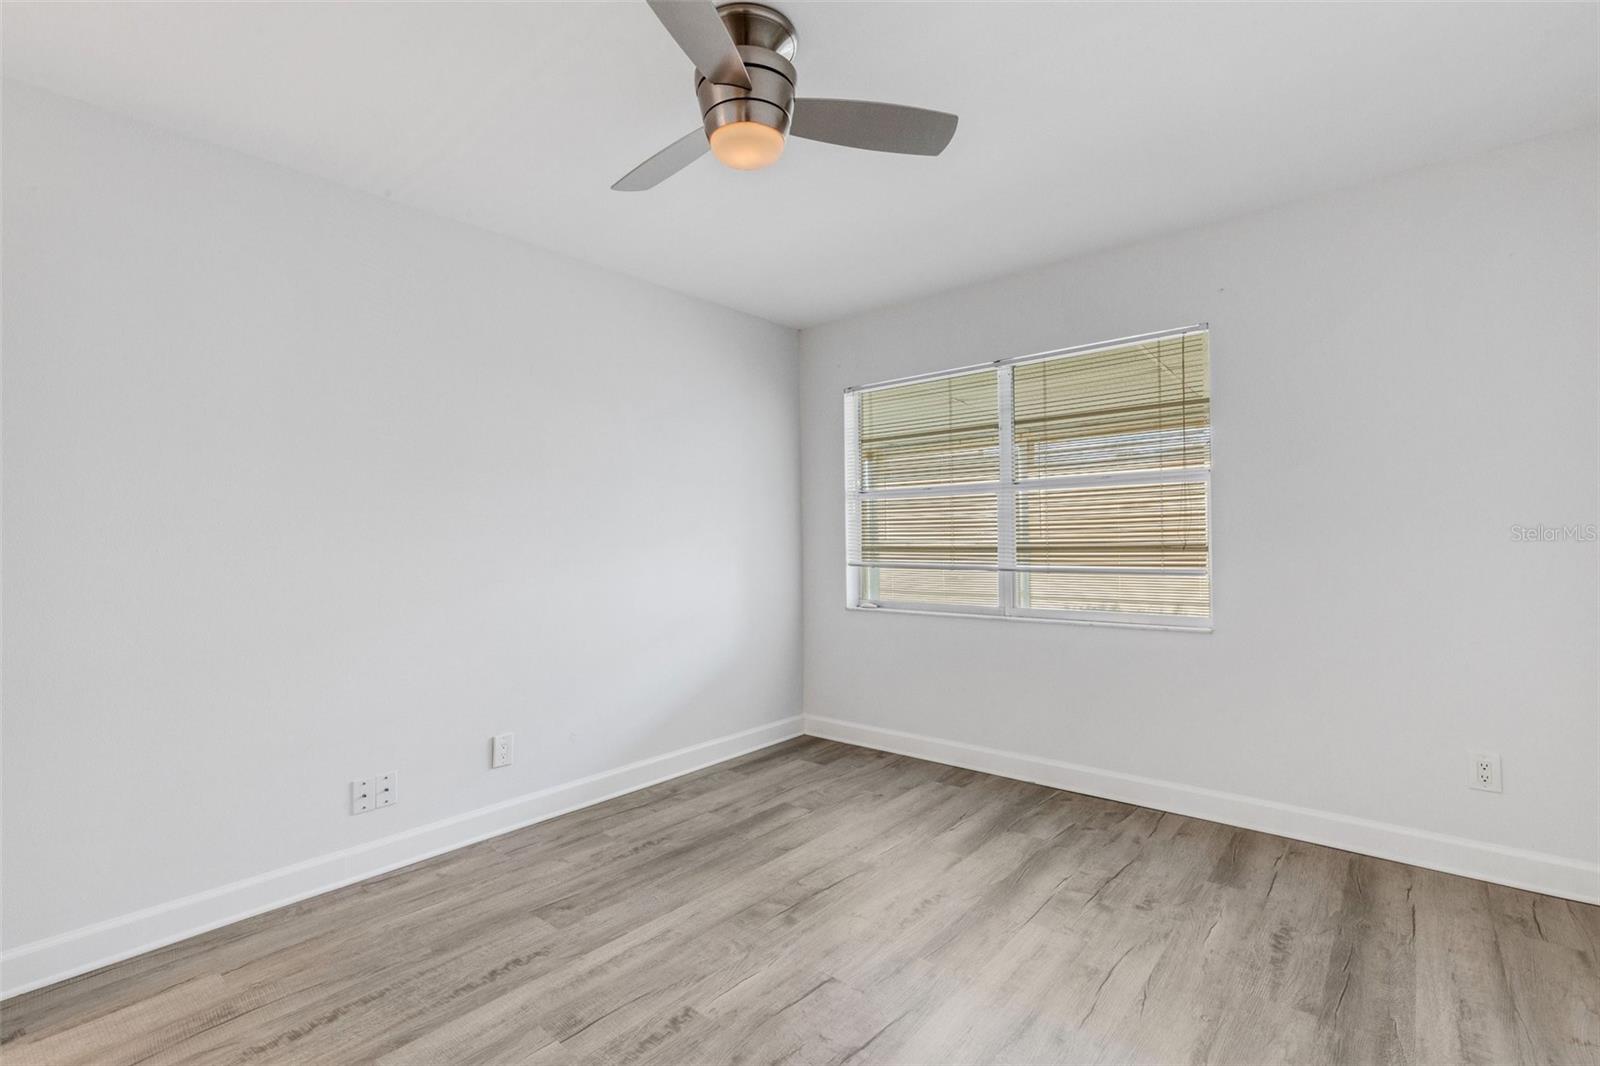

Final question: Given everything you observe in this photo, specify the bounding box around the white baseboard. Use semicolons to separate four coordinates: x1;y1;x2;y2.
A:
8;711;1591;999
804;714;1600;905
0;716;803;999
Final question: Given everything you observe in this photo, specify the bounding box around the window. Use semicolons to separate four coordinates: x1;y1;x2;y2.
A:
845;326;1211;629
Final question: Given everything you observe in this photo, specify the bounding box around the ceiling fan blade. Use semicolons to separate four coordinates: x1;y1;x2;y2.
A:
612;128;709;192
790;99;958;156
646;0;751;89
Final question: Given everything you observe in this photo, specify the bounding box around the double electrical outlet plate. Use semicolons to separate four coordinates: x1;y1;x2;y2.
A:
351;771;397;814
1468;752;1502;793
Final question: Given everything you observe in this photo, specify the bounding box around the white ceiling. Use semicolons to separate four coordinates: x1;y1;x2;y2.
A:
5;2;1596;327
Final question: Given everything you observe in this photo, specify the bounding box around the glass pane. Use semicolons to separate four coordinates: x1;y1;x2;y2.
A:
859;370;998;489
868;567;999;608
1016;482;1207;569
860;494;998;566
1017;571;1210;618
1014;332;1209;479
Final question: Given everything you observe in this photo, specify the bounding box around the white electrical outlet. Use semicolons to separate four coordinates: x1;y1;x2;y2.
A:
351;778;374;814
492;733;514;769
1468;752;1502;793
376;770;398;808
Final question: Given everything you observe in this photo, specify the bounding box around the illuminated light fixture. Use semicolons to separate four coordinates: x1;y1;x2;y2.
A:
709;120;785;170
610;2;959;192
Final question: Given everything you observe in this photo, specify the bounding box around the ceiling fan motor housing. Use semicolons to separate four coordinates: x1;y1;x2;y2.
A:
696;3;798;140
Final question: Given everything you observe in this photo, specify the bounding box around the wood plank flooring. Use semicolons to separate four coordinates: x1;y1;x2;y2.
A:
3;737;1597;1065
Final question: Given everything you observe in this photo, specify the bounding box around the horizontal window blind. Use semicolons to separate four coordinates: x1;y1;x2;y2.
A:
845;326;1212;627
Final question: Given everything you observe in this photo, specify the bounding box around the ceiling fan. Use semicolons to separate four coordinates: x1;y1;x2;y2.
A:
613;1;959;191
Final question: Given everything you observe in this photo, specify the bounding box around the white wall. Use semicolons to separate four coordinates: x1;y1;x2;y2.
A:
1;84;801;984
800;127;1600;899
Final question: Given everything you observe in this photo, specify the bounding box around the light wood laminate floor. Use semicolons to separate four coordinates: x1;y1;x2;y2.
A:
3;737;1597;1065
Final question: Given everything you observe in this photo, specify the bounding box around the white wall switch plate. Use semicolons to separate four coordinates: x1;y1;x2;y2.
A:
351;778;374;814
376;770;397;808
492;733;514;769
1468;752;1502;793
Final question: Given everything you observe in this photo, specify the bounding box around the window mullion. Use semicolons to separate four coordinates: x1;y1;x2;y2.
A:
844;390;863;607
996;365;1016;614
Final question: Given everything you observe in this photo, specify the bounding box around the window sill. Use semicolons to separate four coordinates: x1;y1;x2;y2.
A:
847;602;1213;634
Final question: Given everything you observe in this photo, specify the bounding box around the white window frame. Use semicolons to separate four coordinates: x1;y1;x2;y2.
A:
844;325;1213;633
